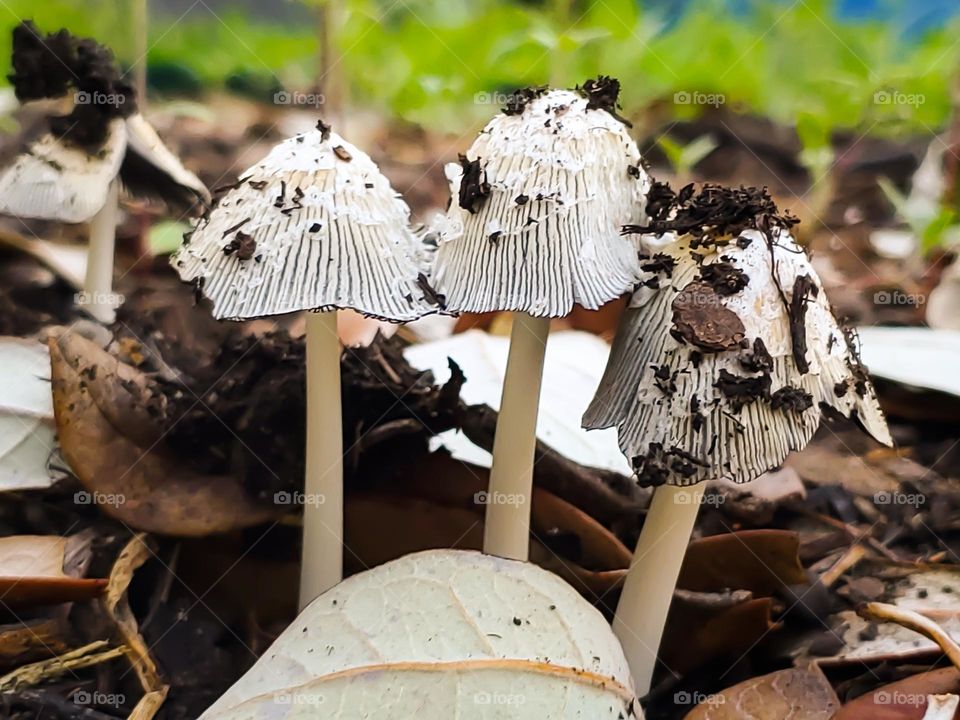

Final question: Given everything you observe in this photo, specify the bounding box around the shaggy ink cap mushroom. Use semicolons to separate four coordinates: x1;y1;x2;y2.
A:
586;183;892;487
0;21;209;224
173;120;436;322
586;183;892;696
431;76;650;317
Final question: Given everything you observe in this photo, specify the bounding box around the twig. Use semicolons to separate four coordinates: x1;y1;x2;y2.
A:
858;601;960;671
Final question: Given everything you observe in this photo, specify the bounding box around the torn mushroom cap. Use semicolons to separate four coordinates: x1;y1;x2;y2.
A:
200;549;635;720
172;126;436;322
0;21;208;223
584;228;892;487
0;113;209;224
431;84;650;317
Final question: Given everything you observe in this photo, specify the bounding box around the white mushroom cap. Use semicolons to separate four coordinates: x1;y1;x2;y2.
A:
0;112;209;224
173;126;436;322
0;117;127;224
584;227;892;486
200;549;637;719
431;84;650;317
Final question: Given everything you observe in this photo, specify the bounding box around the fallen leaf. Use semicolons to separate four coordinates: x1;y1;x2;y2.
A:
683;666;840;719
0;337;64;492
49;330;279;535
404;330;631;475
679;530;808;595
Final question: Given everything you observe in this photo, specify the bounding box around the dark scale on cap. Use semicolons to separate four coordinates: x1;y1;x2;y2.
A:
623;183;799;248
700;261;749;296
640;253;676;277
788;274;818;374
316;119;332;141
770;386;814;413
576;75;632;127
501;85;547;116
222;231;257;261
714;369;771;411
740;338;774;374
457;154;491;214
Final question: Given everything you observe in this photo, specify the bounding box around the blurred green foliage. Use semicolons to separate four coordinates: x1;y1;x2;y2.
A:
0;0;956;137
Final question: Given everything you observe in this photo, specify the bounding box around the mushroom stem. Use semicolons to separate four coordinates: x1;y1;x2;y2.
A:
483;313;550;561
299;310;344;609
83;180;119;324
613;482;704;695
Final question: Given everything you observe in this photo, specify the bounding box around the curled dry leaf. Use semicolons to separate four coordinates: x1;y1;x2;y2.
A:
678;530;808;595
683;667;840;720
49;330;279;535
201;550;639;720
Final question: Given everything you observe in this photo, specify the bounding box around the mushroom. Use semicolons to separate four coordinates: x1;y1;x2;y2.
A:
0;21;209;323
172;121;437;608
583;183;892;693
431;77;649;561
198;549;639;719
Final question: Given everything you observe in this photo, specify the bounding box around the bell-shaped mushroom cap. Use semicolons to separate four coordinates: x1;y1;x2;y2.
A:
584;185;891;487
0;116;127;223
172;125;436;322
431;79;650;317
200;549;636;720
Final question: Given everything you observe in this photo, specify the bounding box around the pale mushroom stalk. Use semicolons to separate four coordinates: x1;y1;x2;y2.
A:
584;183;892;694
300;310;344;606
172;125;435;611
483;313;549;559
83;180;119;323
613;483;702;696
432;79;651;561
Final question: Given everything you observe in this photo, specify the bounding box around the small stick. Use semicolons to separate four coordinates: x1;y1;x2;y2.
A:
859;601;960;671
820;543;868;588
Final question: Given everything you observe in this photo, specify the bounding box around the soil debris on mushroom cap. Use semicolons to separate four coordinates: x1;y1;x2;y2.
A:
623;183;799;249
576;75;632;126
8;21;136;151
501;85;548;116
432;82;650;317
585;185;891;487
172;126;435;322
456;154;491;214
